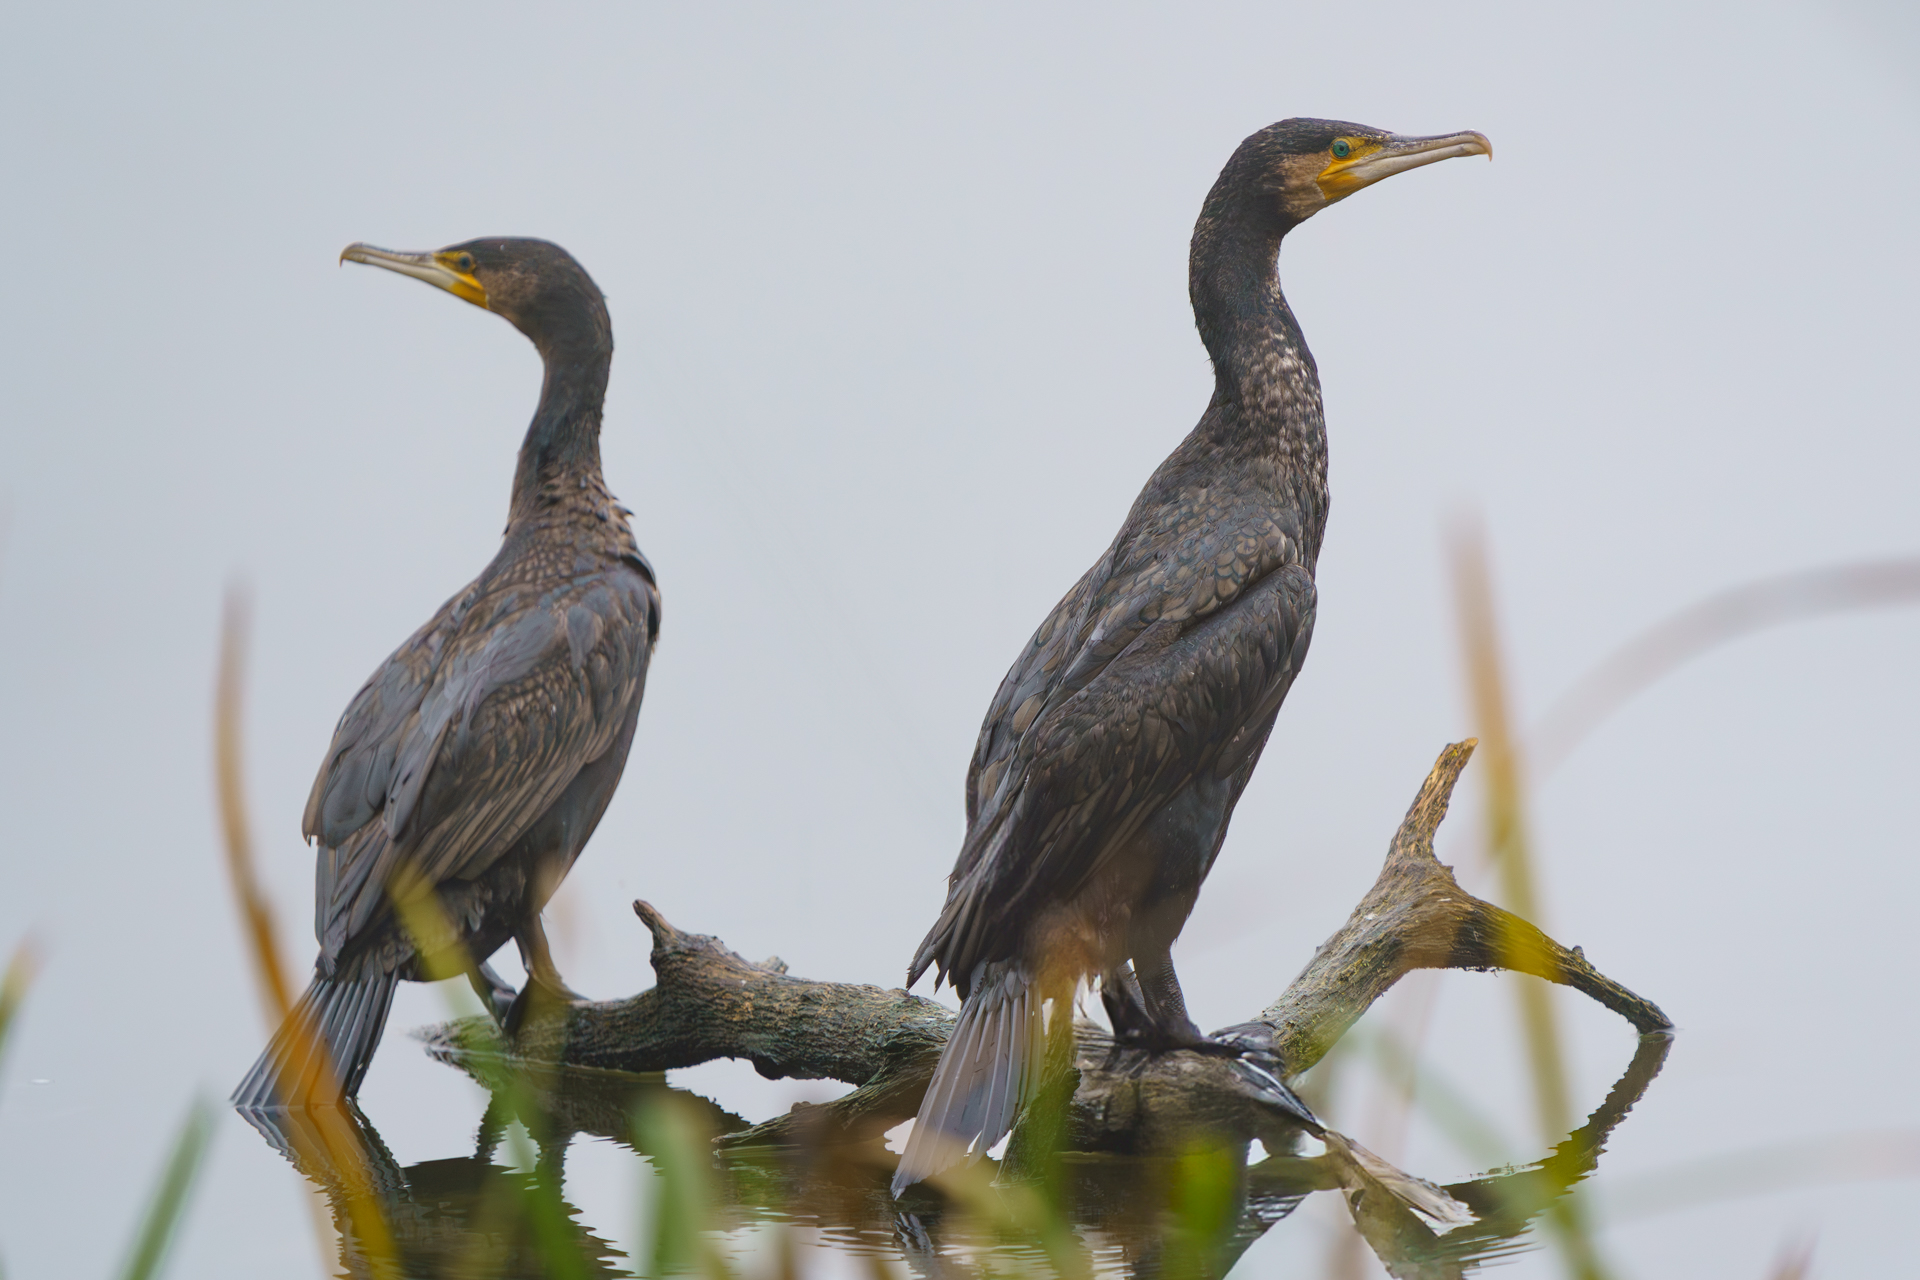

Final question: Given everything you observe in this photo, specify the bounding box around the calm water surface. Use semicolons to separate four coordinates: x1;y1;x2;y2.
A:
220;1018;1670;1278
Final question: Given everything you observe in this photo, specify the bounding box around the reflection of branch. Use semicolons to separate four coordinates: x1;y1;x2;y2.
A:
1447;1032;1673;1230
241;1104;624;1279
390;1026;1675;1280
1529;558;1920;777
1243;1032;1672;1280
402;742;1675;1278
427;742;1667;1169
1347;555;1920;1273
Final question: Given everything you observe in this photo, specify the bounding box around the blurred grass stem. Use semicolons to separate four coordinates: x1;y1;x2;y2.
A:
1765;1235;1816;1280
390;867;599;1279
1453;524;1608;1280
114;1097;214;1280
1453;527;1570;1142
216;586;293;1027
633;1095;736;1280
214;588;402;1276
0;940;39;1103
1360;552;1920;1258
1530;557;1920;779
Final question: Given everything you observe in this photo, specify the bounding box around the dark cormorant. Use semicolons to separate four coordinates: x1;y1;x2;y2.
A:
893;120;1490;1192
233;238;660;1108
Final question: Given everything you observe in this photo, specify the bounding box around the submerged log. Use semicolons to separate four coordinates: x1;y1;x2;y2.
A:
425;739;1670;1155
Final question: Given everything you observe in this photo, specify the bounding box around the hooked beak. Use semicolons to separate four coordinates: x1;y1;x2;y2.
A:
339;243;489;310
1317;130;1492;204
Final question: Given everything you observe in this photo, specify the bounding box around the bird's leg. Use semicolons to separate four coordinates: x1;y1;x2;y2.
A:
1133;946;1209;1048
1130;954;1293;1067
1100;958;1212;1077
504;915;586;1035
519;914;586;998
1099;963;1156;1070
1107;946;1270;1067
468;960;520;1026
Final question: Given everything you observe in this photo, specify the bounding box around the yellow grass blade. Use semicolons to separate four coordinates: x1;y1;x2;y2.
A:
0;939;39;1107
215;585;292;1028
213;589;401;1277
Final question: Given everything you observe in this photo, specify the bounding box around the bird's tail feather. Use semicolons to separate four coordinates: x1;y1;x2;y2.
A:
231;972;396;1109
892;965;1046;1195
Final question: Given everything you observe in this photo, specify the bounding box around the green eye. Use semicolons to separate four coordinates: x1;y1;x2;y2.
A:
455;253;475;272
1331;139;1353;159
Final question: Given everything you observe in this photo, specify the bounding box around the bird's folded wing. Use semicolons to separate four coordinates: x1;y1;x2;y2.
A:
964;564;1103;834
308;569;657;952
923;561;1315;986
964;499;1305;843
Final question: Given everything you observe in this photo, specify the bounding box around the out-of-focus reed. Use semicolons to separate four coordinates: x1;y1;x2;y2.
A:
1325;542;1920;1278
216;587;402;1277
0;940;38;1101
114;1098;214;1280
1452;523;1609;1280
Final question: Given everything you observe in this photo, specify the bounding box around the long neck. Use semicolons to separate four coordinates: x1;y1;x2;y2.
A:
1187;189;1329;550
508;333;612;524
1188;194;1324;454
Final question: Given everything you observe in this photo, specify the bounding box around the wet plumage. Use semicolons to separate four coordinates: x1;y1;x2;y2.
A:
894;119;1489;1192
235;238;659;1108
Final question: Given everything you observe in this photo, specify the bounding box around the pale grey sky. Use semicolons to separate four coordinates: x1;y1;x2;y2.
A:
1;2;1915;1275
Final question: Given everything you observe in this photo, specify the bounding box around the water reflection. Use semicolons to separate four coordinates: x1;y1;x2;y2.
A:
240;1032;1670;1278
242;1102;632;1278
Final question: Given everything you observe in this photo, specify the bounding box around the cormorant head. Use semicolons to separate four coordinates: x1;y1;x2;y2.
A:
1223;118;1491;228
339;237;611;358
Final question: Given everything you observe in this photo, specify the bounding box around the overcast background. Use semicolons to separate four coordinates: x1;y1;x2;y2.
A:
1;1;1915;1276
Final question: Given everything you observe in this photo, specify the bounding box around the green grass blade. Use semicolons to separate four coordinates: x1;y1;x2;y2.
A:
117;1096;216;1280
633;1094;735;1280
1453;526;1610;1280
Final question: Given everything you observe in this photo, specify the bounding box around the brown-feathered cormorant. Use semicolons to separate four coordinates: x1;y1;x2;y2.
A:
893;120;1489;1192
233;238;660;1108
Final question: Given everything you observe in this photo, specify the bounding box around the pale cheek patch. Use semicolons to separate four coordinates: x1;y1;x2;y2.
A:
1274;151;1332;222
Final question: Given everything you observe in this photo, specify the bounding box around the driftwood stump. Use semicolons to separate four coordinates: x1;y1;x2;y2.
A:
426;740;1670;1160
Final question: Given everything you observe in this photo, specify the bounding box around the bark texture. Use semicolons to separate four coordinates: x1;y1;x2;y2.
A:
425;739;1671;1154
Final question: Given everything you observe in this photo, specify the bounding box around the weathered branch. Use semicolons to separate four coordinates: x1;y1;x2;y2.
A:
1259;737;1670;1077
442;903;952;1145
424;739;1670;1154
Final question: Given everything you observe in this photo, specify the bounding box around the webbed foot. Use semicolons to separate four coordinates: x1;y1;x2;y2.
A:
1201;1020;1283;1062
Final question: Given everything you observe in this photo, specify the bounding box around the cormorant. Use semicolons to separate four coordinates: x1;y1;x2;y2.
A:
233;238;660;1108
893;120;1490;1192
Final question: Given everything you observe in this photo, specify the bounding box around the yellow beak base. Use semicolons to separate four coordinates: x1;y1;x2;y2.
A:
1316;130;1492;203
339;243;489;309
